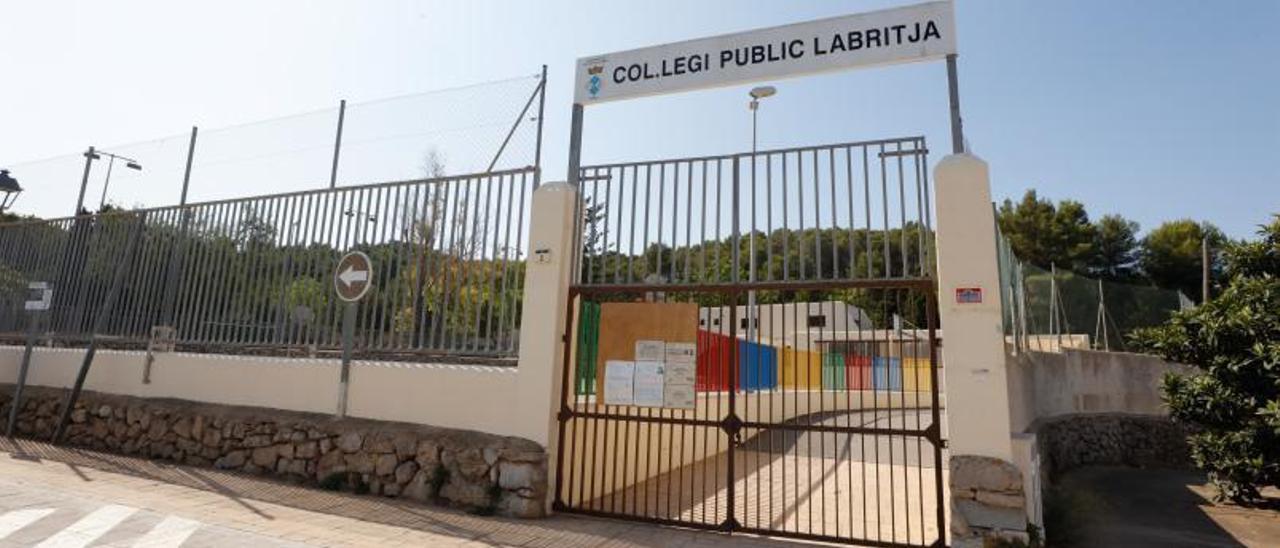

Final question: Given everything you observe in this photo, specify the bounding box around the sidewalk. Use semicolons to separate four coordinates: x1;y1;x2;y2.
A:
0;437;803;547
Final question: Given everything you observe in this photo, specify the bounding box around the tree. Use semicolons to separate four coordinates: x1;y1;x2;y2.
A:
407;149;449;347
997;190;1095;271
1141;219;1225;302
1131;215;1279;503
1085;214;1141;281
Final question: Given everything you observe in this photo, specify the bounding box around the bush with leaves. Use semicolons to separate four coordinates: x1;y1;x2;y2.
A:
1130;215;1279;503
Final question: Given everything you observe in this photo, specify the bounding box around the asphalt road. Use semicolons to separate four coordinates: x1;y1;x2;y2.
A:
0;475;309;548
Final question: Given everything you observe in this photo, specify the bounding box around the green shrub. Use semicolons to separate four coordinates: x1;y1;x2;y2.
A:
319;472;346;491
429;464;449;499
1131;216;1280;503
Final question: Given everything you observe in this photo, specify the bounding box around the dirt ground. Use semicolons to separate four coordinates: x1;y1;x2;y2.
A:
1045;466;1280;548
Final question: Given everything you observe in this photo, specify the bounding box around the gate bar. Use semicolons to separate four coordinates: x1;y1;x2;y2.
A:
571;278;936;294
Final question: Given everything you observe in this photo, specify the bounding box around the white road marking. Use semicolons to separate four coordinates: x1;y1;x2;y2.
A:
34;504;137;548
131;515;201;548
0;508;56;539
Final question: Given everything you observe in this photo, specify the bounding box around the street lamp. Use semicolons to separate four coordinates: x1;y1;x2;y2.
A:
745;85;776;343
95;151;143;210
73;147;143;215
0;170;22;214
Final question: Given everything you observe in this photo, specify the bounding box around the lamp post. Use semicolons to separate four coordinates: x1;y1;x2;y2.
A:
73;148;142;215
746;85;775;343
0;170;22;214
95;151;143;210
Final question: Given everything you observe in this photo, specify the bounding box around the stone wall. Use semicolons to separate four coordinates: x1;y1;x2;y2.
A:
1034;413;1192;479
950;455;1030;547
0;385;547;518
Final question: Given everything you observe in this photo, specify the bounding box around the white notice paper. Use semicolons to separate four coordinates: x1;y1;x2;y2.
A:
665;361;696;387
663;342;697;408
603;361;635;405
633;361;666;407
635;340;666;361
664;383;696;409
664;342;696;364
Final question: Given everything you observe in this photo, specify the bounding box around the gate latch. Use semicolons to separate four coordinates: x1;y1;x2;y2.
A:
721;413;744;447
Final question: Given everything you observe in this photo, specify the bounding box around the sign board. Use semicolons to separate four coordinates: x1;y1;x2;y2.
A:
575;1;955;104
24;282;51;311
334;251;373;302
148;325;176;353
955;287;983;304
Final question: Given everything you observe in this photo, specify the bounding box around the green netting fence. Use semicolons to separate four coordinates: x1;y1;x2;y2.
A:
996;226;1191;352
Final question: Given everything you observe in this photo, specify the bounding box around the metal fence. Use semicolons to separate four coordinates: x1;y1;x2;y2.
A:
557;282;945;547
0;167;536;361
556;137;945;545
576;137;932;287
996;226;1191;353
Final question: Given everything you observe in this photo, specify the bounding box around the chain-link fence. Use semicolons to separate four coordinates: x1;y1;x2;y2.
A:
996;226;1191;353
3;72;545;219
0;72;546;363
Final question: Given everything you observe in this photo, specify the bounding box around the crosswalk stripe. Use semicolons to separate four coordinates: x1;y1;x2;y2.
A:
0;508;56;539
131;515;201;548
34;504;137;548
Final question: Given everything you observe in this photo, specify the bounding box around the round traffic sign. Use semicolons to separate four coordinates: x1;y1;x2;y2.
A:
334;251;373;302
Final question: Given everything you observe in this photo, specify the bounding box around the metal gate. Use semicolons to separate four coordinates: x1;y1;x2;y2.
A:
554;138;947;546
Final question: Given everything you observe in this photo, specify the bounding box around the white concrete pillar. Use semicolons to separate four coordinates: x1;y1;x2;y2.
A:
935;154;1030;545
934;153;1013;461
512;182;578;510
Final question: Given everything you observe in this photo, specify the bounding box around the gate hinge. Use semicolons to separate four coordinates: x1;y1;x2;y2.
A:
924;422;947;448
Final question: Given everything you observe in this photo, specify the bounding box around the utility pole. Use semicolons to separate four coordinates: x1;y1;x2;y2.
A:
745;85;776;345
74;147;96;215
1201;236;1210;304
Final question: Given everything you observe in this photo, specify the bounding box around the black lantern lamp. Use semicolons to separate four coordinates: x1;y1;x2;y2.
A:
0;170;22;213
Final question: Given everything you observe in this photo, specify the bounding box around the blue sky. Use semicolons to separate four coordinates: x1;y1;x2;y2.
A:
1;0;1276;238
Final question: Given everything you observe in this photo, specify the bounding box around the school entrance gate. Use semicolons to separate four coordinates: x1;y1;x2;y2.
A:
553;135;947;546
550;3;964;544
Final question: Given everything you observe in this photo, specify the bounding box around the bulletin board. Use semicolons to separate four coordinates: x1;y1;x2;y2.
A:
595;302;698;391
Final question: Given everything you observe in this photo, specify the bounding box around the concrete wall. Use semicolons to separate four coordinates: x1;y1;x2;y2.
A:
1006;347;1190;433
0;346;526;440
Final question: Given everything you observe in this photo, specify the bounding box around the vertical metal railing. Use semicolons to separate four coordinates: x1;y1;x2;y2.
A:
576;137;931;286
555;281;945;546
557;137;944;546
0;168;536;359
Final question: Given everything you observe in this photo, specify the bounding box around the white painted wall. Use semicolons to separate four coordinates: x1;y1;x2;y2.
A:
0;347;527;436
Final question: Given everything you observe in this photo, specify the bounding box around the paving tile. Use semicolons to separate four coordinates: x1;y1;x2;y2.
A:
0;439;843;548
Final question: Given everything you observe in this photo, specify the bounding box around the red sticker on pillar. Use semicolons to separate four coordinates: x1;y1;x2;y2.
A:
955;287;983;304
